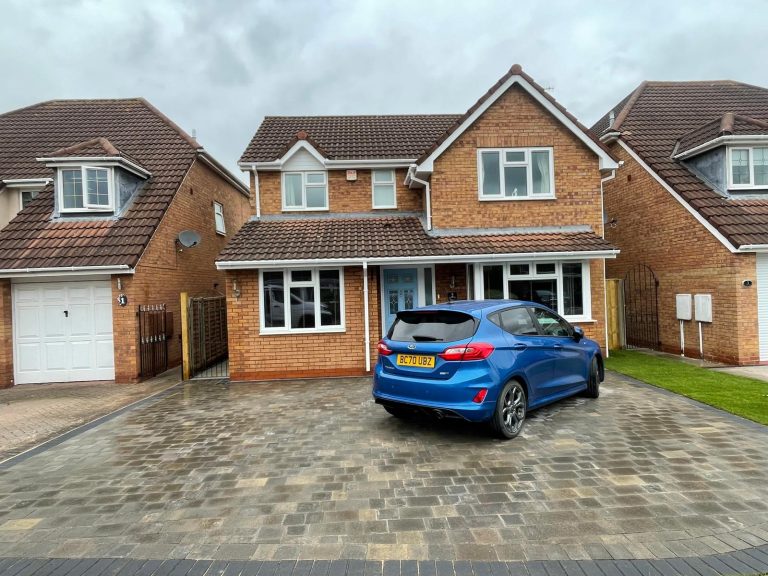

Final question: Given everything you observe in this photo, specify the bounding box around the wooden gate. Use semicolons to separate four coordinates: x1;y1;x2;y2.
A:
605;278;625;350
181;294;229;379
623;264;660;350
138;304;169;378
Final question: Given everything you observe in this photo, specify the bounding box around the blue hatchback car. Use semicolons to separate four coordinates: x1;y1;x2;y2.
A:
373;300;604;439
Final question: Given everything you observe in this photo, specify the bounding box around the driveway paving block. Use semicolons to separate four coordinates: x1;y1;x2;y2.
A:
0;374;766;563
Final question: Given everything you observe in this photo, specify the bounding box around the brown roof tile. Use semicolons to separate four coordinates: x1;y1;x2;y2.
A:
218;216;615;262
592;81;768;247
0;98;201;269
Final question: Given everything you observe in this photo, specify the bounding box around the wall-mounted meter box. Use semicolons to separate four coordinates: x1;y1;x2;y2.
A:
676;294;692;320
694;294;713;323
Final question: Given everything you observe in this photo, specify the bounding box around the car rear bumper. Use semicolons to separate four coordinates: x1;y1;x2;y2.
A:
372;364;498;422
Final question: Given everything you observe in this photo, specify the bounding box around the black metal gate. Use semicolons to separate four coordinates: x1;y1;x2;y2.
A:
138;304;169;378
623;264;660;350
187;295;229;378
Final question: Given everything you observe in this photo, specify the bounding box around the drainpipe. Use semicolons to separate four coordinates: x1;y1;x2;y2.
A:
363;260;371;372
600;169;617;358
599;169;616;238
409;166;432;231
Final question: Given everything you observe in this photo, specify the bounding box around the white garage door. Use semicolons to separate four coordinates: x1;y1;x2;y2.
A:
13;281;115;384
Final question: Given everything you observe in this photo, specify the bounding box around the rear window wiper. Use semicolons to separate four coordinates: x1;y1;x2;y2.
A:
411;335;443;342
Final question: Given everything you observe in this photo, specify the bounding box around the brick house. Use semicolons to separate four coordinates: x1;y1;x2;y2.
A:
594;80;768;364
0;99;251;387
218;65;620;381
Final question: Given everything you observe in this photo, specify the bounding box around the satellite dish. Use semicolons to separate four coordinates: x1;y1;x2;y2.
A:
177;230;202;248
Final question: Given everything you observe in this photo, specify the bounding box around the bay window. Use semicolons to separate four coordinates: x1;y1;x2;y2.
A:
472;261;590;320
59;166;113;212
729;146;768;189
260;268;344;333
478;148;554;200
282;171;328;210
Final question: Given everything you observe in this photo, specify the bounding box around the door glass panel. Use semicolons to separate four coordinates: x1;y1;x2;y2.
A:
389;290;398;314
424;268;433;306
562;263;584;316
403;289;414;310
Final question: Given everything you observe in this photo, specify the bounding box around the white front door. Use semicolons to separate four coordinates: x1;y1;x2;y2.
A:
13;281;115;384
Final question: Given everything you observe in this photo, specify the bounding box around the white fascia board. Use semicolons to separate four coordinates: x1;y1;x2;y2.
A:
673;135;768;160
239;158;417;171
417;75;619;174
38;157;151;179
0;265;134;279
216;249;619;270
2;178;53;187
737;244;768;253
618;140;738;253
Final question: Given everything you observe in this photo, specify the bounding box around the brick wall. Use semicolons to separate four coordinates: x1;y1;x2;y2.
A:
430;85;603;233
226;266;381;381
256;168;422;215
112;159;251;382
604;144;758;365
0;280;11;388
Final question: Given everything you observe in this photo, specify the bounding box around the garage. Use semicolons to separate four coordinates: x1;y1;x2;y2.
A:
12;280;115;384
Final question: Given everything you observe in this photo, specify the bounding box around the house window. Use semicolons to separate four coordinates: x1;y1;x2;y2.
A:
20;189;40;209
729;147;768;189
214;202;226;235
260;268;344;333
372;169;396;209
474;261;590;320
59;166;113;212
282;171;328;210
478;148;554;200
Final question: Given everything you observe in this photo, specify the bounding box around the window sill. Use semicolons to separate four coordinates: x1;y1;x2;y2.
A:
566;317;596;324
281;207;330;212
259;326;346;336
372;205;398;210
216;230;227;237
478;195;556;202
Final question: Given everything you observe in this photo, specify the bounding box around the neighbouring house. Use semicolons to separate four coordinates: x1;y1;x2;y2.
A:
217;64;620;381
0;98;251;387
594;80;768;365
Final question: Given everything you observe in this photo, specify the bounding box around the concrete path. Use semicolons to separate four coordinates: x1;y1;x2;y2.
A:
0;369;181;462
0;373;766;563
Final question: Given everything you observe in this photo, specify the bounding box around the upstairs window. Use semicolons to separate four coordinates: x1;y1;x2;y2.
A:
59;166;113;212
372;169;396;209
282;171;328;211
20;189;40;209
478;148;554;200
214;202;226;235
729;147;768;189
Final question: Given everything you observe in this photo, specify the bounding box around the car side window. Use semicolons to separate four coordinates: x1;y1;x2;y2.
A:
498;307;539;336
532;307;572;337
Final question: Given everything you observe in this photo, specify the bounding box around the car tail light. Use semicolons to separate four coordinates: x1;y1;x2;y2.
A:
438;342;495;361
473;388;488;403
377;340;393;356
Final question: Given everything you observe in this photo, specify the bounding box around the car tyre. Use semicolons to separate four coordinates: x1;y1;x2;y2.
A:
490;380;526;439
584;356;600;398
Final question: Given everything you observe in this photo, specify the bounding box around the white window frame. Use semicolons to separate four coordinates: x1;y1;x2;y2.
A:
477;147;555;201
57;165;114;213
371;169;397;209
471;260;591;322
281;171;329;211
213;201;226;235
18;188;41;210
728;146;768;190
259;267;345;334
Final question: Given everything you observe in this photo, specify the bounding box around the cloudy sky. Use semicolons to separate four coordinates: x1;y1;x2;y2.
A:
2;0;766;177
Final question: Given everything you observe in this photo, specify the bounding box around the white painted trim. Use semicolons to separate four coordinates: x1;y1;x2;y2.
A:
258;267;345;334
617;140;738;253
253;169;261;218
218;250;618;270
0;265;133;279
673;135;768;160
2;178;52;187
726;145;768;191
407;167;432;231
57;166;115;213
40;157;150;179
363;262;371;372
371;169;397;209
213;201;226;235
239;159;416;171
378;264;436;335
418;75;618;173
477;147;556;200
281;171;329;211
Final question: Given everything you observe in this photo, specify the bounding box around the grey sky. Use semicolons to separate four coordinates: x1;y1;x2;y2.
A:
2;0;766;178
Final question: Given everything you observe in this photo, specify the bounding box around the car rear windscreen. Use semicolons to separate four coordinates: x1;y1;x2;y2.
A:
389;311;478;343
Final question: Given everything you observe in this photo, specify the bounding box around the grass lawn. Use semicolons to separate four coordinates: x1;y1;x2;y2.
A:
605;350;768;425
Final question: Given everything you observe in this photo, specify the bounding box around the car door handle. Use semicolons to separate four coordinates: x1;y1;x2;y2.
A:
553;343;563;349
511;343;528;350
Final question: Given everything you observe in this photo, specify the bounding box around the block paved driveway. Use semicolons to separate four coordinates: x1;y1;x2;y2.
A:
0;374;767;564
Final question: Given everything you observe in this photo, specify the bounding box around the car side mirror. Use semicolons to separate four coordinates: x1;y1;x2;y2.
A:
573;326;584;342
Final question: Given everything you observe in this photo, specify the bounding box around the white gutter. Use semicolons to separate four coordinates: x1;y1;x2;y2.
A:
407;165;432;231
217;249;620;270
362;261;371;372
673;135;768;160
2;178;53;187
38;157;151;179
0;265;134;279
737;244;768;252
253;168;261;218
599;169;617;238
238;159;416;171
